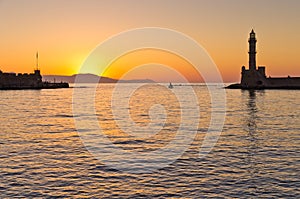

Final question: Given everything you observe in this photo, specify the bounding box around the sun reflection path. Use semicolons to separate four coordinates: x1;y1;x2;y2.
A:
72;27;226;173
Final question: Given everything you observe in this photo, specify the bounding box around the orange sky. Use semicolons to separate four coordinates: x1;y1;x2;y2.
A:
1;0;300;82
102;49;204;83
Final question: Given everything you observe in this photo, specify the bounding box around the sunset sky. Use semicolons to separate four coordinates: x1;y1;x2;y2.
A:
1;0;300;82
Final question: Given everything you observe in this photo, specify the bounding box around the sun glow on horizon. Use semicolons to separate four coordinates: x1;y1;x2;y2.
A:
1;0;300;82
101;49;204;83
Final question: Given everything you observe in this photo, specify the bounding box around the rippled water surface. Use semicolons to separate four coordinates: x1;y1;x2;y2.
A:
1;84;299;198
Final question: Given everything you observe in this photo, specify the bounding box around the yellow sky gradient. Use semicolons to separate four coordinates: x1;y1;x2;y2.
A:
102;49;203;83
1;0;300;82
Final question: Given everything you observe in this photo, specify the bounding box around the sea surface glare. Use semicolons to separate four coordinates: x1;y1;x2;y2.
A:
1;84;299;198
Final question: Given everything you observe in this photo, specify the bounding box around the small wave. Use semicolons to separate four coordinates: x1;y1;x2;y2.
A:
53;114;74;118
113;139;150;145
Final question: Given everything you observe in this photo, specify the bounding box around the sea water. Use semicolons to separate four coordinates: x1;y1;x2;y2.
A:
0;84;299;198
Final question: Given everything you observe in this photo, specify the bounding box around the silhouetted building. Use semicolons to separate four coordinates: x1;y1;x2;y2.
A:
0;53;69;89
227;30;300;89
0;69;69;89
0;69;43;89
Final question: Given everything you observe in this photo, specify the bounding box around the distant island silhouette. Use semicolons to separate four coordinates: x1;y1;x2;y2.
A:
43;74;155;84
227;30;300;89
0;52;155;90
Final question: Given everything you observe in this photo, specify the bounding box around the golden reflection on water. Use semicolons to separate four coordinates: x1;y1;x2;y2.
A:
95;84;211;152
0;85;299;198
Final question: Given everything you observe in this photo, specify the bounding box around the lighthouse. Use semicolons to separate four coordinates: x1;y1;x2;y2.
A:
240;29;266;88
248;29;257;71
226;29;300;89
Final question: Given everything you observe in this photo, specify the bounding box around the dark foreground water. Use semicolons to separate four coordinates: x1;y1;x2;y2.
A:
1;84;299;198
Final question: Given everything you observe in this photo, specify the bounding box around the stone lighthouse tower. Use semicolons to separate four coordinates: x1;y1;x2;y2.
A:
249;29;257;71
227;29;300;89
240;29;267;88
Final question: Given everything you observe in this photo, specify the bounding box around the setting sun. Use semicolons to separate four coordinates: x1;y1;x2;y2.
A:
1;1;300;198
1;0;300;82
102;49;203;83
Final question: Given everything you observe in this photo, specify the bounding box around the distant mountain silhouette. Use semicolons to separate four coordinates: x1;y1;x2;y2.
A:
43;74;155;83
